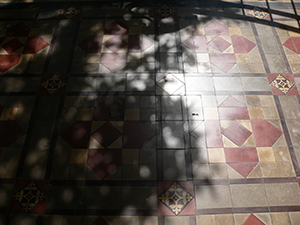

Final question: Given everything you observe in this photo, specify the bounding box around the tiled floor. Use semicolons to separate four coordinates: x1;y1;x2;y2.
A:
1;0;300;224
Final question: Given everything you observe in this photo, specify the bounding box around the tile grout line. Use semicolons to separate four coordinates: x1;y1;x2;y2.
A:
44;19;82;180
250;22;271;74
274;95;300;176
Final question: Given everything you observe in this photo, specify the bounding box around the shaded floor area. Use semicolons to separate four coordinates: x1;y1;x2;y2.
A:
1;0;300;224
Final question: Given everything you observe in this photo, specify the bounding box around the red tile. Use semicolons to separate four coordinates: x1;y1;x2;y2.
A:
266;73;278;83
88;149;122;179
90;217;109;225
6;22;30;37
182;35;208;53
123;121;155;148
297;177;300;188
252;120;282;147
219;96;246;108
228;162;258;178
93;97;124;121
60;121;92;148
231;36;256;54
287;86;299;95
265;121;282;145
23;37;49;54
77;35;103;53
91;122;122;148
218;107;250;120
104;36;127;53
283;37;300;54
224;147;258;162
0;55;21;73
223;121;252;146
104;20;129;35
204;120;223;147
100;53;127;72
208;36;231;52
204;20;230;36
0;121;25;147
2;38;24;53
128;35;154;52
243;214;265;225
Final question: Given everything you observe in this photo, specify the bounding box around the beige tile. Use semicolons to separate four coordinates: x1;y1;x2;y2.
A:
62;108;77;121
276;161;295;177
124;108;140;121
235;54;249;63
260;95;276;107
286;54;300;64
257;147;275;162
254;213;272;225
279;96;300;119
229;27;242;36
195;185;232;209
249;107;265;119
196;215;215;225
86;54;100;63
234;214;250;225
273;147;291;162
122;149;139;164
165;216;190;225
291;64;300;74
271;212;291;225
260;162;278;178
196;53;209;62
231;184;268;207
203;108;219;120
77;108;93;121
139;216;158;225
289;212;300;225
70;149;88;164
246;95;261;107
210;163;228;179
208;148;226;163
215;214;234;225
265;183;300;206
262;107;279;119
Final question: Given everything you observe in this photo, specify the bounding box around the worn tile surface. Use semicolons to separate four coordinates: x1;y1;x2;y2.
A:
1;0;300;224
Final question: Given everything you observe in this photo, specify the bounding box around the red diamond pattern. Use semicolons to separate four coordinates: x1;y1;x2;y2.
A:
23;36;49;54
104;36;127;52
0;55;21;73
204;20;230;36
232;36;256;54
77;35;103;53
208;36;231;52
91;122;122;148
283;37;300;54
223;121;252;146
2;38;24;53
243;214;265;225
104;21;129;35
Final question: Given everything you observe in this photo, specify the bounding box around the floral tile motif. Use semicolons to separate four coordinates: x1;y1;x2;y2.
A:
59;6;82;20
246;7;270;20
9;180;49;214
267;74;298;95
39;74;68;96
154;5;177;19
158;182;195;216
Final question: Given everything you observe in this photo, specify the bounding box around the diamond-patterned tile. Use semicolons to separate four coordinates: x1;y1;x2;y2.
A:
1;38;24;53
204;20;230;36
77;35;103;53
182;35;208;53
208;36;231;53
6;22;30;37
100;53;127;72
39;74;67;96
156;73;184;95
91;122;122;148
247;7;270;20
88;149;122;180
158;181;195;216
128;35;154;52
104;21;129;35
93;97;124;121
223;121;252;146
283;37;300;54
9;180;49;214
231;36;256;54
268;74;298;95
104;36;127;53
23;36;49;54
243;214;265;225
0;55;21;73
